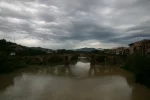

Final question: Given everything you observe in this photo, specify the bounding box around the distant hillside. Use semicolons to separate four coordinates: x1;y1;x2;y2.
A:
30;47;52;51
75;48;98;52
0;39;24;53
0;39;103;54
97;48;103;50
0;39;47;55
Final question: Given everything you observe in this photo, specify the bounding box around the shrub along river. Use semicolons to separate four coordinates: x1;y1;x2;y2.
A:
0;57;150;100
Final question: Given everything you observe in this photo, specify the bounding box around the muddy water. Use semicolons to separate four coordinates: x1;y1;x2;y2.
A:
0;58;150;100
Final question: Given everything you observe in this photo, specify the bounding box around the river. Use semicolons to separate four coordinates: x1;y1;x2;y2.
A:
0;57;150;100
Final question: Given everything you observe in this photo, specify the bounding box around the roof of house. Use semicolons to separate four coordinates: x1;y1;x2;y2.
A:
129;39;150;46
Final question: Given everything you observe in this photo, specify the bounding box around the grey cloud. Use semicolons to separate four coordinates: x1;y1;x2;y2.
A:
0;17;33;34
0;0;150;49
37;6;59;22
126;20;150;32
0;5;32;20
66;21;116;41
107;32;150;45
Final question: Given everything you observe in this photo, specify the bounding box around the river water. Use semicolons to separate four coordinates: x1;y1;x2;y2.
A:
0;57;150;100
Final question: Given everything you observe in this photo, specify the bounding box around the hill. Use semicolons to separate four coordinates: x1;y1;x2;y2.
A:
75;47;98;52
0;39;47;55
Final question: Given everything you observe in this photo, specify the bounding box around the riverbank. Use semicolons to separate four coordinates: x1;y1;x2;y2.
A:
123;53;150;88
0;54;79;74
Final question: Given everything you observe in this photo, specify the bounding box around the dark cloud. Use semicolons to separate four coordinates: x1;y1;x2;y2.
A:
0;0;150;49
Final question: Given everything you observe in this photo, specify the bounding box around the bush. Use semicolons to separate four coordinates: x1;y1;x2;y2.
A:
124;53;150;86
70;54;79;61
0;53;28;73
49;55;63;64
95;56;105;63
26;59;41;65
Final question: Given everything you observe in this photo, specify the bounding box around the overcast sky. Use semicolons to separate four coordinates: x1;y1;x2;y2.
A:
0;0;150;49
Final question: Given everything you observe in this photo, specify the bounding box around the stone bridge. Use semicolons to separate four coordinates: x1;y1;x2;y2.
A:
21;53;124;66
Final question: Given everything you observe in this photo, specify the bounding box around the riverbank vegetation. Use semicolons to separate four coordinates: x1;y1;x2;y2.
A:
0;53;28;73
124;53;150;87
0;39;77;74
0;52;79;74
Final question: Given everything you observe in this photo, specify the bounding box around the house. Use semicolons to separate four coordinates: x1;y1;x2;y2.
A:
10;52;16;56
123;48;130;55
46;50;53;54
105;47;128;55
115;47;128;55
129;39;150;54
9;45;23;52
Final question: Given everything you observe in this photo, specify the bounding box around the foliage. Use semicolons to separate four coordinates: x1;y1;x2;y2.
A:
48;55;63;64
124;53;150;86
17;48;47;56
70;54;79;61
56;49;75;54
91;50;104;54
0;39;47;56
0;52;28;73
95;56;106;63
0;39;13;53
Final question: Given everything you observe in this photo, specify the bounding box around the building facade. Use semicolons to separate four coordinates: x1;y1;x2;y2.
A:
129;39;150;54
105;47;128;55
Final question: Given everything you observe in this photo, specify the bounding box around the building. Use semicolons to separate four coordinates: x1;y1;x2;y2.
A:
129;39;150;54
9;45;23;52
105;47;128;55
46;50;53;54
10;52;16;56
114;47;128;55
123;48;130;55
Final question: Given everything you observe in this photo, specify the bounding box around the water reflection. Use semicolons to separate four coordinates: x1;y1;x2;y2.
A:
34;57;92;77
71;61;90;77
35;57;101;77
0;74;133;100
0;57;150;100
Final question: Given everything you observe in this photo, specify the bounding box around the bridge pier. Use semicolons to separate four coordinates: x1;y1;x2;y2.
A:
64;55;70;68
90;55;96;69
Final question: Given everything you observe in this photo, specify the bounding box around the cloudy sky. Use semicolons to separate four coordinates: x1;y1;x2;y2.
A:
0;0;150;49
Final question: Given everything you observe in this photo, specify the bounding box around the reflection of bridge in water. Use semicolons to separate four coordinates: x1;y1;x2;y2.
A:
36;57;119;78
